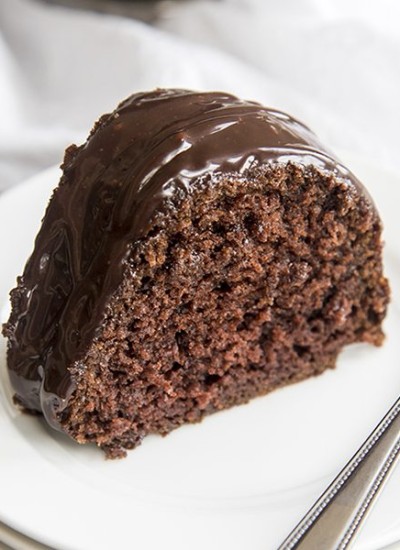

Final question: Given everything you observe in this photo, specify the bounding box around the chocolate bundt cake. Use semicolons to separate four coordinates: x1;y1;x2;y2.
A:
2;89;390;458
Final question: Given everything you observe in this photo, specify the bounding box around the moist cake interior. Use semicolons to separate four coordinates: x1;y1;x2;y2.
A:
59;163;387;458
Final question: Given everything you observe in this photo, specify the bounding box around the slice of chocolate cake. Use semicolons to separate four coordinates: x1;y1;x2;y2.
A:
2;89;390;458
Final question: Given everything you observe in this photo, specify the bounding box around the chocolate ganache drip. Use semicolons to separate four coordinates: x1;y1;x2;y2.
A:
4;89;366;428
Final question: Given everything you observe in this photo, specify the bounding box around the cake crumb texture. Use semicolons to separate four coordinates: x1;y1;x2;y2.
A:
58;164;389;458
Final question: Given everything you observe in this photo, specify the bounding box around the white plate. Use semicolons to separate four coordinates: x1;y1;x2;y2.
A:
0;155;400;550
0;520;51;550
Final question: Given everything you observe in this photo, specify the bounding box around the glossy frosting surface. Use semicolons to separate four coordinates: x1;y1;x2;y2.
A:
5;89;365;427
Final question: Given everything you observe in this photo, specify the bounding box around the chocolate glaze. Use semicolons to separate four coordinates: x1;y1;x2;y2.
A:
3;89;370;430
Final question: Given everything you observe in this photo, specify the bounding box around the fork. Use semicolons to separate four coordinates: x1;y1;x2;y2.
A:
278;396;400;549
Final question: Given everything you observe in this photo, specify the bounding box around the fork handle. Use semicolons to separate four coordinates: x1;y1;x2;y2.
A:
278;396;400;550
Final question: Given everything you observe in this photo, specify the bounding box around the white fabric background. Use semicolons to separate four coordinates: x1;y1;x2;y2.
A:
1;0;400;192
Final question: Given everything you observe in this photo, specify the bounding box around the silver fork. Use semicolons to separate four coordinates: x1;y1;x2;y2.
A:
278;396;400;550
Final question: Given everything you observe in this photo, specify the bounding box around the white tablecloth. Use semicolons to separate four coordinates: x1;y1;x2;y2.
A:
1;0;399;192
